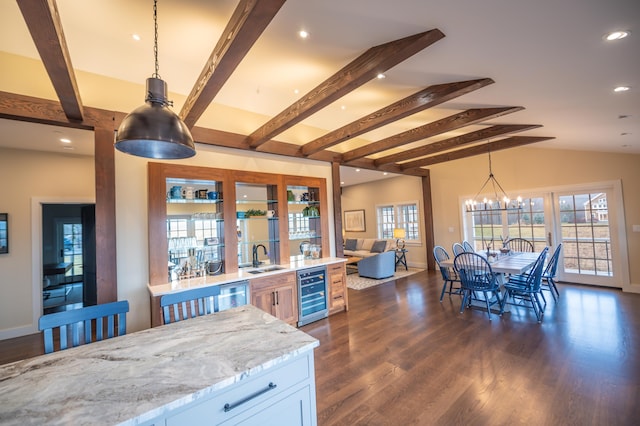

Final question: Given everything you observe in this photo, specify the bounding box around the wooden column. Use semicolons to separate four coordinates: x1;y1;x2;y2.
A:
331;162;344;258
94;123;117;303
421;173;435;270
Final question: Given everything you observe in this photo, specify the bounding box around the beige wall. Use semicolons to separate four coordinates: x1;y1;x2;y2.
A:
0;148;95;339
341;175;428;269
427;146;640;291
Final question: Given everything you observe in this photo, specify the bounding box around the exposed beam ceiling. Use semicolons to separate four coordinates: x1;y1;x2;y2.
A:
179;0;286;128
246;29;446;149
16;0;83;121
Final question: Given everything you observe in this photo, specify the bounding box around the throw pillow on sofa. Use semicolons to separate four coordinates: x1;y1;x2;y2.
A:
370;240;387;253
345;238;357;251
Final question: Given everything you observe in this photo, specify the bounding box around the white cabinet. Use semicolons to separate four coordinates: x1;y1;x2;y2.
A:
162;351;317;426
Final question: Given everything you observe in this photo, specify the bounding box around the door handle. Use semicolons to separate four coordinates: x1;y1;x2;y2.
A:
548;232;552;246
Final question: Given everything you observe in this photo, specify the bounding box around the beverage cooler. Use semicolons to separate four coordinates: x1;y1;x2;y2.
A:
216;281;250;312
296;266;328;326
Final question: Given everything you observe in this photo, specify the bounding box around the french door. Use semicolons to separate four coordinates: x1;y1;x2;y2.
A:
464;180;628;289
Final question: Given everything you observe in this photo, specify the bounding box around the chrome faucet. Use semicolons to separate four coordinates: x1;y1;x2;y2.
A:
252;244;268;267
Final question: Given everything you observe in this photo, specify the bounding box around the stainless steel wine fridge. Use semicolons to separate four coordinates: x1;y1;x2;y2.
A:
296;266;328;326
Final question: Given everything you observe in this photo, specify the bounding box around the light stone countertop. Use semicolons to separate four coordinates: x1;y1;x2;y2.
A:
0;305;319;426
149;256;347;297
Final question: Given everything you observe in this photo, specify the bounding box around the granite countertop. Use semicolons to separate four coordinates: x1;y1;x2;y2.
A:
0;305;319;426
149;256;347;297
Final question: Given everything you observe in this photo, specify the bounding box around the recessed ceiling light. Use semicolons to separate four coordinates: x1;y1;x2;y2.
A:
340;105;346;110
605;30;629;41
298;30;309;39
355;169;360;172
377;73;386;79
60;138;71;143
614;86;630;92
383;172;388;176
132;33;141;41
294;89;299;94
340;181;345;185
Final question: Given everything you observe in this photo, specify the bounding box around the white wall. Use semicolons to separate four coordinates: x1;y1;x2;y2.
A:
0;148;94;339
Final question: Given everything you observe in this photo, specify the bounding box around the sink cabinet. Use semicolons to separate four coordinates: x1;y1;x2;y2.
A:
250;272;298;326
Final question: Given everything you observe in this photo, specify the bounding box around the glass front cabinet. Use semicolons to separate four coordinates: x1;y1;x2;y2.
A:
148;164;329;286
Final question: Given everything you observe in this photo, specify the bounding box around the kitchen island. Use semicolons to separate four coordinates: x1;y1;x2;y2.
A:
0;305;319;425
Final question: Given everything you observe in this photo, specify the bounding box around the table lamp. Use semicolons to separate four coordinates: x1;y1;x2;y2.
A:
393;228;406;249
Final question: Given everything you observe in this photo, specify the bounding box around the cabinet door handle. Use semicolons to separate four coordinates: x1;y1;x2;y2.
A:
275;290;279;305
223;382;277;412
272;291;276;306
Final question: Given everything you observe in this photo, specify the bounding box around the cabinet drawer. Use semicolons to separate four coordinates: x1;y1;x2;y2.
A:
250;271;295;292
327;263;345;274
166;352;312;425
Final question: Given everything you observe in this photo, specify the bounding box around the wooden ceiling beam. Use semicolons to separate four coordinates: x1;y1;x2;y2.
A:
401;136;555;169
342;106;523;163
180;0;286;128
375;124;541;167
301;78;494;156
247;29;446;149
17;0;83;122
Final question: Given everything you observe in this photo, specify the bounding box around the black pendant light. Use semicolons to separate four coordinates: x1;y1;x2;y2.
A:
115;0;195;159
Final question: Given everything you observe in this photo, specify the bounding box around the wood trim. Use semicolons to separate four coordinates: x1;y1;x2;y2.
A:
180;0;286;128
245;29;446;149
379;124;542;168
94;124;117;303
402;136;555;169
421;174;435;271
331;162;344;258
342;107;524;163
16;0;83;121
301;78;494;156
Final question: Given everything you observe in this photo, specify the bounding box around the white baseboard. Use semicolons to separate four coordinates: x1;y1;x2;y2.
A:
0;324;38;341
624;283;640;294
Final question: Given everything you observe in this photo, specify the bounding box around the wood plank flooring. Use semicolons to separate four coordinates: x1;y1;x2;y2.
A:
301;270;640;425
1;270;639;424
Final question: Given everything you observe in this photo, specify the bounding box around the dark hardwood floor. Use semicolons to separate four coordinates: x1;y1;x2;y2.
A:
2;270;639;424
301;270;640;425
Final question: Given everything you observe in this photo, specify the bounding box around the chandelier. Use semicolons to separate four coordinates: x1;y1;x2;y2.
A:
465;150;522;212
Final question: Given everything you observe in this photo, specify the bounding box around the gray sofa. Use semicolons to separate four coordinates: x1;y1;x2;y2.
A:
357;250;396;279
343;238;395;258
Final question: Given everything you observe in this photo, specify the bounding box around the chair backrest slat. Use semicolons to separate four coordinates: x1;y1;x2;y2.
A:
38;300;129;354
544;244;563;277
160;286;222;325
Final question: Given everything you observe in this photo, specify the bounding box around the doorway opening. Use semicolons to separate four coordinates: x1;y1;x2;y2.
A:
42;204;96;314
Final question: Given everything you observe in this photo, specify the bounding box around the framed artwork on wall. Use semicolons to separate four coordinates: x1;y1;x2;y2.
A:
0;213;7;254
344;209;366;232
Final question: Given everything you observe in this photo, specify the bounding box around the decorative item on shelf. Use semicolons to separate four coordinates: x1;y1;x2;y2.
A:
207;191;219;200
244;209;266;217
301;192;310;202
196;189;208;199
266;210;275;218
303;205;319;217
287;190;296;202
169;186;182;199
465;150;523;212
393;228;406;249
114;0;195;159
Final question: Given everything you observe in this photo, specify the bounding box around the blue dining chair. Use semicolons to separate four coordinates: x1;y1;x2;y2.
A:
462;240;475;253
453;252;504;320
452;242;466;256
503;247;549;322
433;246;462;301
160;285;221;324
506;237;534;252
38;300;129;354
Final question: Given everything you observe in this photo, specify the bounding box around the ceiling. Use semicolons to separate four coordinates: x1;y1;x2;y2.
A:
0;0;638;186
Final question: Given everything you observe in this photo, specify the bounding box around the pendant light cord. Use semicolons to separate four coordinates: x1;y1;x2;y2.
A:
153;0;160;79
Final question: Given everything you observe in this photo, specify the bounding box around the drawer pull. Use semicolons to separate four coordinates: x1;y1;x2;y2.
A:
223;382;277;412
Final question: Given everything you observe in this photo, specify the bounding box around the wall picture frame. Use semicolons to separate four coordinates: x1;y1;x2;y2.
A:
344;209;366;232
0;213;8;254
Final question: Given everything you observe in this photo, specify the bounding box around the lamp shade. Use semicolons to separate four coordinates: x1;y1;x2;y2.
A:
115;78;195;159
393;228;406;239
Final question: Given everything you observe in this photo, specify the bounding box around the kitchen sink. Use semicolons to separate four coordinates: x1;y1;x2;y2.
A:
246;265;286;274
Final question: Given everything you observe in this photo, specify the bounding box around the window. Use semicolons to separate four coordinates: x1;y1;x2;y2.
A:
166;218;188;238
376;202;420;243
